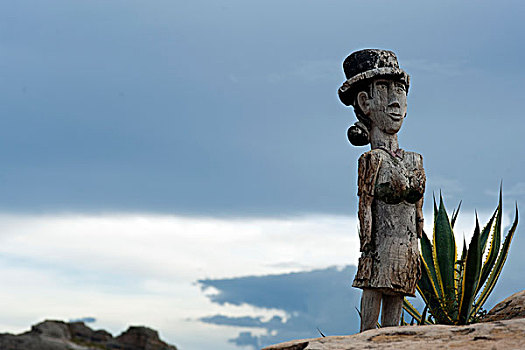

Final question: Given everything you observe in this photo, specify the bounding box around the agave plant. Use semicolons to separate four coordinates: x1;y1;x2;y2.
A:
403;187;518;325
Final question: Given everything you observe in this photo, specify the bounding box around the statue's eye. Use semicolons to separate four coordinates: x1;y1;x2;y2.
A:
376;82;388;90
395;83;406;93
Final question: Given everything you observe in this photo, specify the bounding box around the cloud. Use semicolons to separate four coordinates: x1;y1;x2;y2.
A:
200;315;284;329
69;317;97;324
230;331;260;348
0;213;360;281
199;266;361;349
0;213;360;350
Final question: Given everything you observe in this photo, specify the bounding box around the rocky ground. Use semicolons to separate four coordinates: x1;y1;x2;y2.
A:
263;290;525;350
0;320;178;350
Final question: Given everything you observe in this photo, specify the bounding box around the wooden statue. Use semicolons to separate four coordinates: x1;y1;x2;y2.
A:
338;49;426;331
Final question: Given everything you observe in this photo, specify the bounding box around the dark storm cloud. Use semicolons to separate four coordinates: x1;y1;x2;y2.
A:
200;315;284;329
199;266;362;348
229;332;259;349
69;317;96;324
0;1;524;214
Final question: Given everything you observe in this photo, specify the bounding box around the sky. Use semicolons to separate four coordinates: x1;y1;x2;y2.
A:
0;1;524;349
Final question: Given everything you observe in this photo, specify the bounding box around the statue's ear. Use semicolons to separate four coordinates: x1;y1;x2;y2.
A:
357;91;370;116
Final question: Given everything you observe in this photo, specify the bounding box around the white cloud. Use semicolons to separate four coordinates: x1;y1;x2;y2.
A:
0;213;360;350
0;214;360;280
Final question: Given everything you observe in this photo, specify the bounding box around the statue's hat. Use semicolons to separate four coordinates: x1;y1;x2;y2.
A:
338;49;410;106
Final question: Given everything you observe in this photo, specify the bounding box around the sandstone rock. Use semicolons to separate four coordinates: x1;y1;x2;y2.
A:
116;326;177;350
0;320;80;350
31;320;72;340
482;290;525;322
0;320;178;350
263;317;525;350
69;321;113;345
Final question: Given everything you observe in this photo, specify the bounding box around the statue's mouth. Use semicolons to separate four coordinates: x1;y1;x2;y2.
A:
388;112;402;121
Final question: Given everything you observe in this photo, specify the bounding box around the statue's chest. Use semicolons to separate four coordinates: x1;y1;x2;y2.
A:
374;153;424;204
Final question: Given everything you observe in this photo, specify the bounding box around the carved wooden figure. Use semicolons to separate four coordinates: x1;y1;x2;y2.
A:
338;49;425;331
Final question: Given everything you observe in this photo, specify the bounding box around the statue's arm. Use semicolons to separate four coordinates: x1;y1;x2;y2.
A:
416;197;424;238
358;192;373;252
357;152;381;252
415;153;426;238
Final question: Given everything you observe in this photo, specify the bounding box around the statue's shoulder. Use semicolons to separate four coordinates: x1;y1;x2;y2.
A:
403;149;423;157
357;149;383;180
402;150;424;168
358;149;384;162
357;149;383;194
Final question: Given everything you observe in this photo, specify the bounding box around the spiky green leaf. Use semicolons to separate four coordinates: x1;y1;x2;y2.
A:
476;188;503;295
418;258;453;324
458;216;482;324
419;305;429;326
400;313;407;326
451;201;462;229
460;235;467;262
402;298;421;321
456;235;468;303
420;230;441;299
473;204;518;317
433;195;457;310
317;328;325;337
433;193;438;223
479;208;497;255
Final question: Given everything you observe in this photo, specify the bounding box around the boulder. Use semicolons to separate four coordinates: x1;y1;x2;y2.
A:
0;320;79;350
0;320;178;350
31;320;72;340
263;317;525;349
116;326;177;350
482;290;525;322
69;321;112;346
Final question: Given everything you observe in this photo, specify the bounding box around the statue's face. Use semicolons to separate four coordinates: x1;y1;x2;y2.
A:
365;78;407;134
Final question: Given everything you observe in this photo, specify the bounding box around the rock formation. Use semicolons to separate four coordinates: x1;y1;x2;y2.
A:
481;290;525;322
0;320;178;350
264;290;525;350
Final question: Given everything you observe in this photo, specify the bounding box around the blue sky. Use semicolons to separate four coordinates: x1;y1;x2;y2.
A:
0;1;524;349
